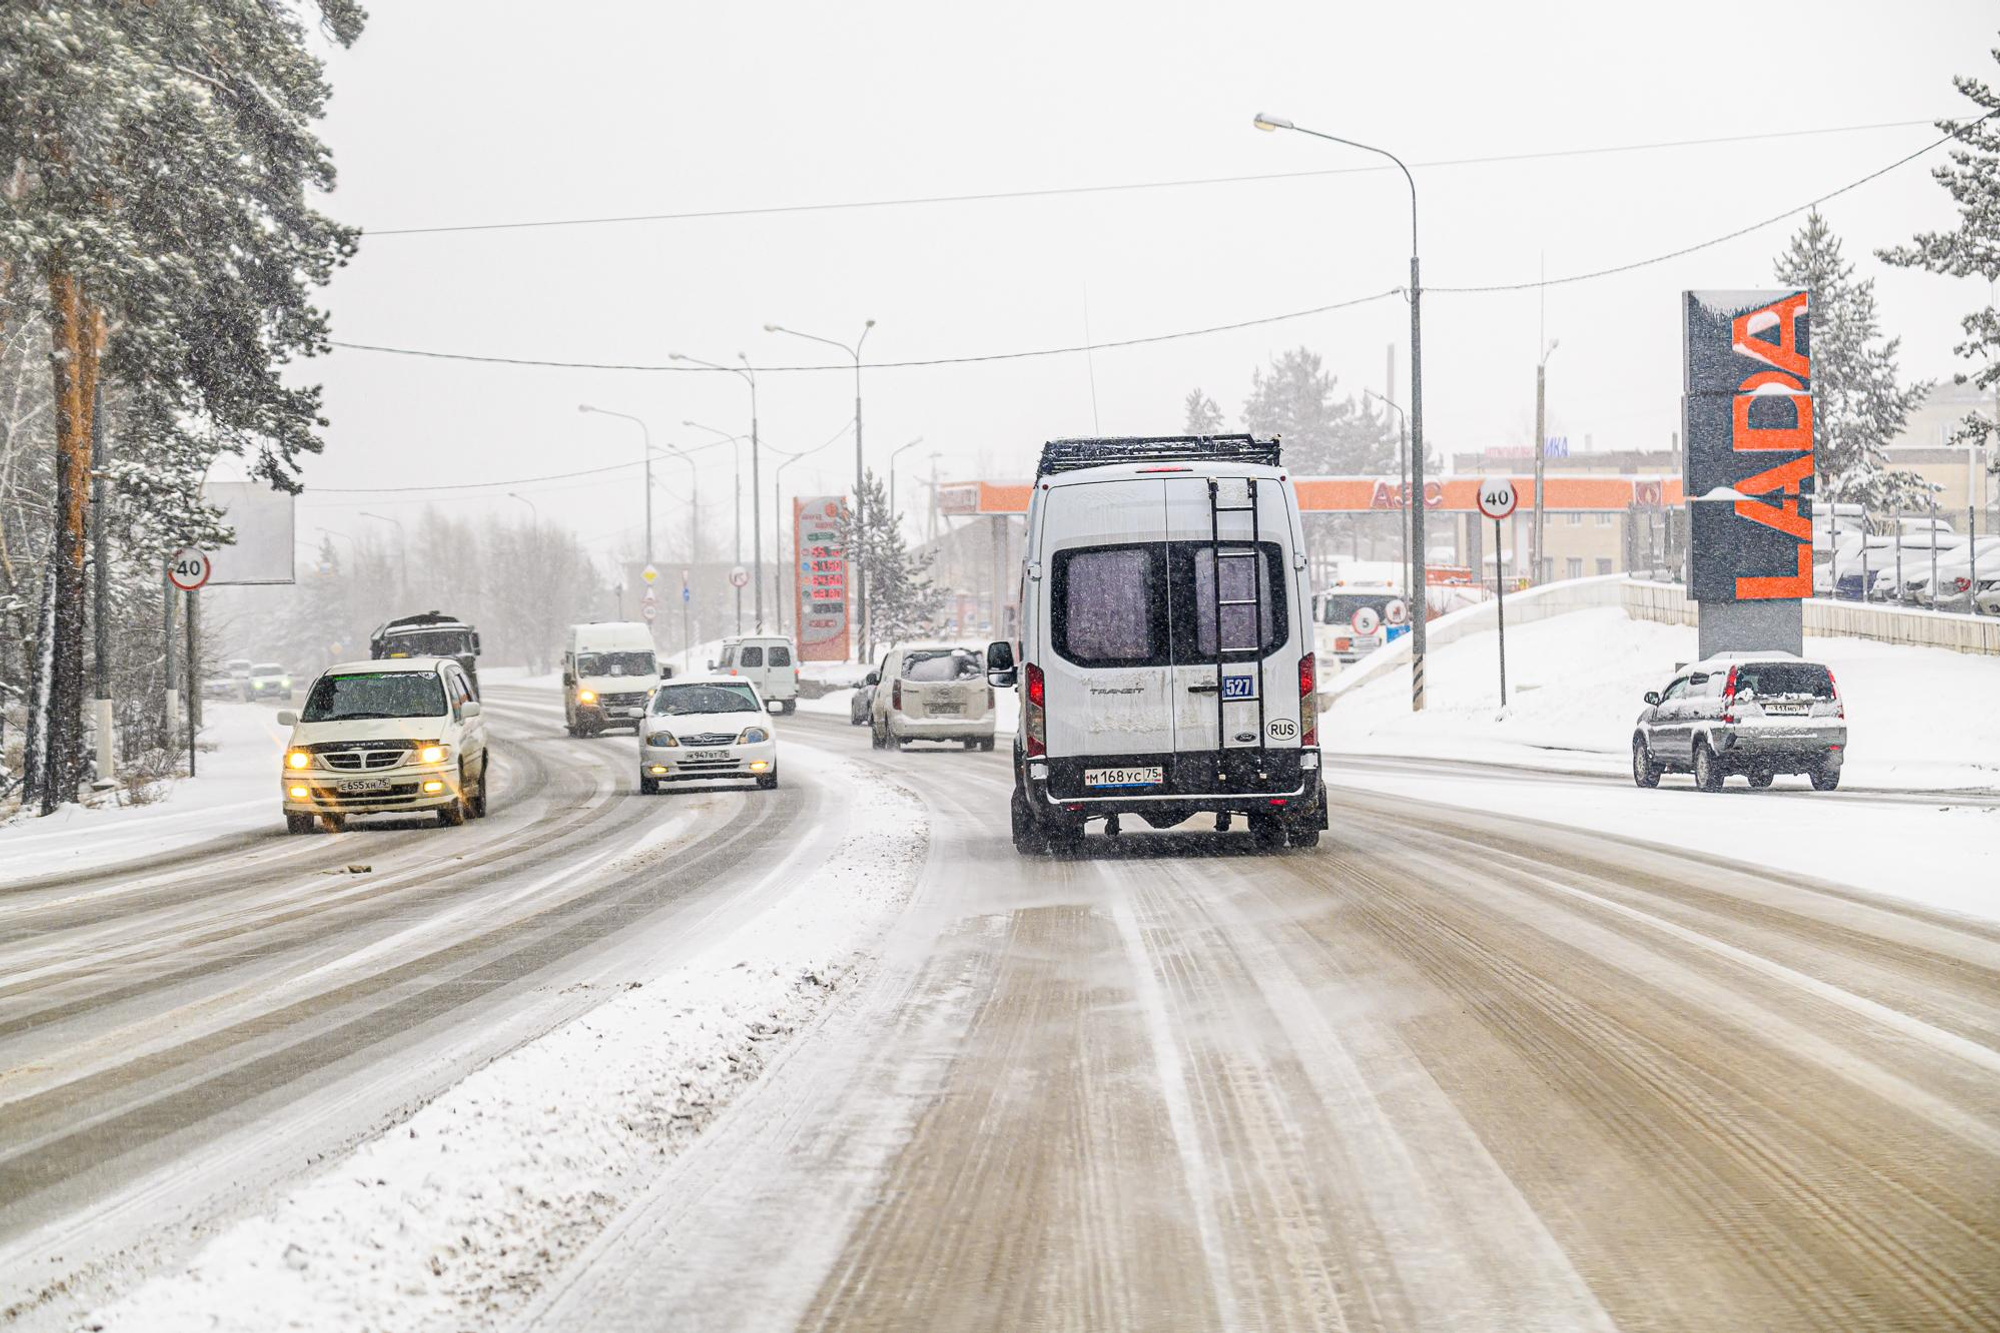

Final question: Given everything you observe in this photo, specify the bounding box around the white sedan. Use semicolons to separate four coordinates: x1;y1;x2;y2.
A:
638;677;779;794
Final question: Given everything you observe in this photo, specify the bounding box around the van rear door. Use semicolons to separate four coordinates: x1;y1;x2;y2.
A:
1040;479;1175;761
1165;475;1300;755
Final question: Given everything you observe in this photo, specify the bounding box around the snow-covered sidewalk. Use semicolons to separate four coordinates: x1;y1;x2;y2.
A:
1326;607;2000;793
0;701;287;886
84;751;929;1333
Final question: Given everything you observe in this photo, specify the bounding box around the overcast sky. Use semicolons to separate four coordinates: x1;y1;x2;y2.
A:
282;0;1999;571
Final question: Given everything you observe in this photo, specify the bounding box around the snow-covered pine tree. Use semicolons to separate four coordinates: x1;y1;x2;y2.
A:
1879;44;2000;462
1773;211;1929;507
0;2;364;811
1183;388;1225;435
1240;347;1395;475
837;470;940;653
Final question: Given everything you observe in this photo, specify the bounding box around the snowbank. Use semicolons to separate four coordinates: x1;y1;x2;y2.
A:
1327;607;2000;792
84;753;929;1333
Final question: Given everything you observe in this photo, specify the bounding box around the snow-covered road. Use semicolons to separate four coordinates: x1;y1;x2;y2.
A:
5;690;1998;1331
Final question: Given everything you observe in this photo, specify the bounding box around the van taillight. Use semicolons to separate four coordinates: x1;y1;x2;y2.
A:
1299;652;1317;747
892;680;902;711
1025;663;1046;757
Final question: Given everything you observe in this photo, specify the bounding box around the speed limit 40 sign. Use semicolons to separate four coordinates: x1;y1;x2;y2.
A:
1476;477;1519;522
167;548;212;592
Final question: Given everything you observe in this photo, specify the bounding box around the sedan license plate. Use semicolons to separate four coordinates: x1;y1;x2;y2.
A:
1085;765;1163;789
338;778;390;794
688;749;728;761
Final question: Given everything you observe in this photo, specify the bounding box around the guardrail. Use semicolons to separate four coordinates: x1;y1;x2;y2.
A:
1623;581;2000;656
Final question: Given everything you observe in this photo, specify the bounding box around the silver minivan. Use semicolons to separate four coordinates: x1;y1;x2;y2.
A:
987;435;1325;853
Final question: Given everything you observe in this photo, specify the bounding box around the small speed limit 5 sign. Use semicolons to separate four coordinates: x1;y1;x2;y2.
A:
167;548;212;592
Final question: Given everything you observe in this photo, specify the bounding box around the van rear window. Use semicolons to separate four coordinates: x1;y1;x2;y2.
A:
768;645;791;666
1053;546;1165;667
739;646;764;667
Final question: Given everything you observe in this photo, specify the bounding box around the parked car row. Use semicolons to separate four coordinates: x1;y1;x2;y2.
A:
1820;528;2000;614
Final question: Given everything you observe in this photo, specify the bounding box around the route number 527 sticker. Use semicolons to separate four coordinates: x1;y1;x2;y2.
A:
1267;718;1298;741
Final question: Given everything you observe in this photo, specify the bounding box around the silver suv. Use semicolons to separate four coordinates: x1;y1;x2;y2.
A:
1632;653;1847;792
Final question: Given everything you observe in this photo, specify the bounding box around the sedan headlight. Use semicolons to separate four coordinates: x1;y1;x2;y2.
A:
578;689;597;704
647;731;679;748
738;726;770;745
285;749;311;770
418;744;450;764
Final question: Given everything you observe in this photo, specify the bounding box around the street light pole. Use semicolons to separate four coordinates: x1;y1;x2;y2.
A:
577;404;654;569
1363;389;1409;606
358;511;408;599
684;419;748;631
887;436;925;539
672;351;766;629
1532;339;1560;585
1255;113;1426;711
767;320;874;657
507;492;539;526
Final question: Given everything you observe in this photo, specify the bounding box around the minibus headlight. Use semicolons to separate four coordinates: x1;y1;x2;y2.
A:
578;689;597;704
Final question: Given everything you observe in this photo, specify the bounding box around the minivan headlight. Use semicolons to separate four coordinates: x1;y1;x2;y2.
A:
419;744;449;764
647;731;679;748
285;750;311;770
738;726;769;744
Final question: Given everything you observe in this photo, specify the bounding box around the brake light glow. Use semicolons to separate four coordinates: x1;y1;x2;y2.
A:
1135;465;1192;472
1299;652;1318;747
1722;665;1739;702
1025;663;1046;757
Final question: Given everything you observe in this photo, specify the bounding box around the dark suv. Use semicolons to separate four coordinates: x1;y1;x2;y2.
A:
1632;654;1847;792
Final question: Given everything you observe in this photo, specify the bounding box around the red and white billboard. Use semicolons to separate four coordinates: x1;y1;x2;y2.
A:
793;496;851;662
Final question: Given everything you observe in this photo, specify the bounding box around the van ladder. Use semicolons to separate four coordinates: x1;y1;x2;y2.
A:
1207;477;1268;775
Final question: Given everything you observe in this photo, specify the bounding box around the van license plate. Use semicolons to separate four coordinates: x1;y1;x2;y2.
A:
1085;766;1163;789
338;778;390;794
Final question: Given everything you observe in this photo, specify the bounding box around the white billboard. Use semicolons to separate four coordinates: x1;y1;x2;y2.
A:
202;481;296;585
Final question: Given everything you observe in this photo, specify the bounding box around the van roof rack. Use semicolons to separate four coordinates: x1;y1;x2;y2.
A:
1036;434;1282;477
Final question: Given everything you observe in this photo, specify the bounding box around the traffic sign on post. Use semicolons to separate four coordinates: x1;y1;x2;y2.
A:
641;601;657;623
167;548;212;592
1476;476;1518;706
729;565;749;589
641;564;659;585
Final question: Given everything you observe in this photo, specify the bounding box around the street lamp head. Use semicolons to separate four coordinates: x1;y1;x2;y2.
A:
762;323;779;333
667;353;686;362
577;403;594;414
1252;112;1293;132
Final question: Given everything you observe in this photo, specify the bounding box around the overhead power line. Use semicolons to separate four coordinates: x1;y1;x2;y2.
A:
360;118;1942;238
306;433;737;494
327;112;1991;375
1428;109;1999;293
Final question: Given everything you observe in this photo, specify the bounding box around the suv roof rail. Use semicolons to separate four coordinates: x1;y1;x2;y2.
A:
1036;434;1282;477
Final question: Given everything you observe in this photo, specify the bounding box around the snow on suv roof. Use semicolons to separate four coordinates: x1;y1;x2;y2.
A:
325;657;454;674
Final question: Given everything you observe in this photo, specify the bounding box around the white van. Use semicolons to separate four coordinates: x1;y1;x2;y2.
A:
713;635;799;713
986;435;1325;854
563;621;664;736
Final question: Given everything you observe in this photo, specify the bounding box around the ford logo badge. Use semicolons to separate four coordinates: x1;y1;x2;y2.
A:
1233;731;1255;743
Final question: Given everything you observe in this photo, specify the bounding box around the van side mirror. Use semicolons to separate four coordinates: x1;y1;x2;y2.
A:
277;710;299;727
986;640;1015;672
1643;691;1661;706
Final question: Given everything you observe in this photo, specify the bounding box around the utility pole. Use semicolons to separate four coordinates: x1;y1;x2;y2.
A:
91;384;114;784
1532;340;1559;585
